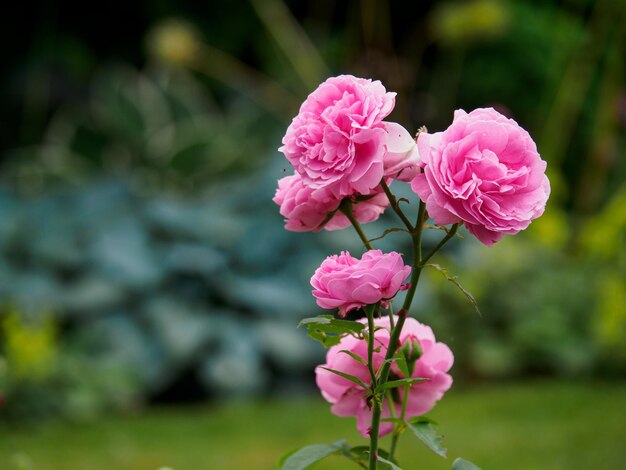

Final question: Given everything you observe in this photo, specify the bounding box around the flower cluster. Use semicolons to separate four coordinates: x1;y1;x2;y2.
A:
316;316;453;437
274;74;549;460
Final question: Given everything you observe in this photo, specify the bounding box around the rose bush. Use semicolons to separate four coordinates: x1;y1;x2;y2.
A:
311;250;411;317
411;108;550;246
315;316;454;437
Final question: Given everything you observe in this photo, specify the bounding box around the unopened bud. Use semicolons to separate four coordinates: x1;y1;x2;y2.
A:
400;337;422;375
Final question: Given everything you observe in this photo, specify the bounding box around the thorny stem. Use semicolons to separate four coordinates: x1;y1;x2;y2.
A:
368;397;382;470
346;186;458;468
421;223;460;265
380;180;414;232
365;305;378;386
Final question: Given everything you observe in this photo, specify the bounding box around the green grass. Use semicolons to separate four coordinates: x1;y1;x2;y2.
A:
1;381;625;469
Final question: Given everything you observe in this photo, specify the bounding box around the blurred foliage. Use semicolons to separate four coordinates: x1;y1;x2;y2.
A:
0;307;138;423
0;0;624;423
2;310;57;381
4;65;278;193
430;0;511;45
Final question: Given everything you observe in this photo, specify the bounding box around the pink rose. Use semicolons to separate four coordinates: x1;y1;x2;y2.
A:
280;75;395;197
411;108;550;246
311;250;411;317
382;122;420;182
273;173;389;232
315;316;453;437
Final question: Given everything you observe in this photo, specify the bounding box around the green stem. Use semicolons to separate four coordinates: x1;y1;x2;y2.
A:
340;199;374;250
370;201;425;461
421;223;460;265
369;397;382;470
367;200;427;469
365;305;378;386
380;180;414;232
389;386;410;460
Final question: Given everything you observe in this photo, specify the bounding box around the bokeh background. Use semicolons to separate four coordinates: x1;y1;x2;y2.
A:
1;0;625;468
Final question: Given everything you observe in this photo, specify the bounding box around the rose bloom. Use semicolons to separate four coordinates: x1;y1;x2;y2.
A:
311;250;411;317
411;108;550;246
315;316;453;437
273;173;389;232
280;75;396;197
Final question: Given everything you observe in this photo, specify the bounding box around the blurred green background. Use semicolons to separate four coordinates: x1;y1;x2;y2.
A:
0;0;625;468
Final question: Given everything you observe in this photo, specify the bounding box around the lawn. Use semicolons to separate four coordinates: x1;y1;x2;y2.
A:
1;381;625;470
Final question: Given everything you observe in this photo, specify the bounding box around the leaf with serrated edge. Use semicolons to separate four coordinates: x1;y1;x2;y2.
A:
451;458;481;470
279;440;347;470
298;315;334;326
320;367;369;390
299;316;365;332
408;418;447;458
424;264;481;316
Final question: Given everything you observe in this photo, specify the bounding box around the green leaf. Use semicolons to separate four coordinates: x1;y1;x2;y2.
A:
298;315;366;348
380;354;410;379
377;455;403;470
423;264;481;316
377;378;428;392
298;316;364;332
339;350;368;366
396;355;410;378
408;418;447;458
451;458;481;470
319;367;369;390
279;440;348;470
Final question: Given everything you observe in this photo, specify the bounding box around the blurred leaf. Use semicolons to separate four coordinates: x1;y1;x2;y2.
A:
377;455;403;470
339;349;368;367
279;439;347;470
319;367;369;390
391;353;410;378
452;458;481;470
408;418;447;458
299;315;365;348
